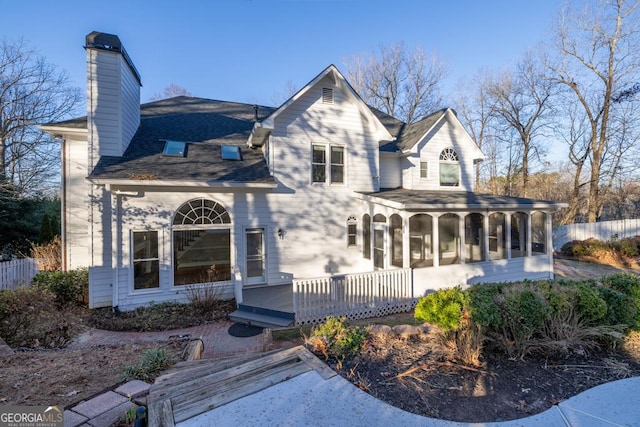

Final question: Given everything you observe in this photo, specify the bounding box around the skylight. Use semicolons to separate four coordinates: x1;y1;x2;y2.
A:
163;140;186;157
221;145;242;161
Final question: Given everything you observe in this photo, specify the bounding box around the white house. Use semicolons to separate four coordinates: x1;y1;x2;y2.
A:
41;32;564;326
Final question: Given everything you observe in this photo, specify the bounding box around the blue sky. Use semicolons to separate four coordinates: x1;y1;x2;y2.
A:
4;0;562;108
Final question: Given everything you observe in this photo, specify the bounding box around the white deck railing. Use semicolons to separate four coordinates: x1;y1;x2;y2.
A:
0;258;39;290
293;268;415;325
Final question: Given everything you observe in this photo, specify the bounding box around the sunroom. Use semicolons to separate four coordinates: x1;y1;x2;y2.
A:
358;189;565;292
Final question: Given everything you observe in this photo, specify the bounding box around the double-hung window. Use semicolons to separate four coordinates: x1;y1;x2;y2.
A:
312;144;345;184
132;231;159;290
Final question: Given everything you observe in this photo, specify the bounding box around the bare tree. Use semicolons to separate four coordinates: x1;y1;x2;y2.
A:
485;51;555;197
271;79;298;106
454;70;498;191
0;38;82;196
343;43;446;123
548;0;640;222
149;83;193;101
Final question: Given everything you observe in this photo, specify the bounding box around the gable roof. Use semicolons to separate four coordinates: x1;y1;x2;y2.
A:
379;108;484;161
256;65;393;142
88;96;277;185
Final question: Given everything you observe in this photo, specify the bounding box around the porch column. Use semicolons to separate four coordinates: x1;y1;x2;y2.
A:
526;213;532;257
459;213;466;264
483;212;490;261
402;213;410;269
432;214;440;268
505;213;512;259
546;211;554;276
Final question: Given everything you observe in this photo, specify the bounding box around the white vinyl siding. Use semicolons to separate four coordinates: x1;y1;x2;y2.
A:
405;120;476;191
271;74;379;192
87;48;140;159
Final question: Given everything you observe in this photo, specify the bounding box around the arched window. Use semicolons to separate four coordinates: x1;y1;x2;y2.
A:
390;214;403;267
363;214;371;259
531;212;547;255
465;213;484;263
489;213;506;260
439;148;460;187
172;199;232;286
373;214;386;268
511;212;527;257
409;214;433;267
173;199;230;225
439;213;460;264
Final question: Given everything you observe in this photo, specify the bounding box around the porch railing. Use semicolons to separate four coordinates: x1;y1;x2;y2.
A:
293;268;415;325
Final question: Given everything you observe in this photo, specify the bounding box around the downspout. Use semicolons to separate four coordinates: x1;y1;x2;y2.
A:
112;191;120;309
60;137;68;271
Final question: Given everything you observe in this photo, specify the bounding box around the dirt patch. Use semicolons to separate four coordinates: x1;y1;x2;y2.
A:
0;343;173;408
330;329;640;422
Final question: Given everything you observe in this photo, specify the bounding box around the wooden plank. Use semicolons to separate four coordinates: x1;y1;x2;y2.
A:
147;399;174;427
149;347;303;404
294;347;337;380
152;349;283;389
173;360;311;423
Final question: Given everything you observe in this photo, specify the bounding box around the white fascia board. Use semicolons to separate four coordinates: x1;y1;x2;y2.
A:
38;125;88;138
89;178;277;190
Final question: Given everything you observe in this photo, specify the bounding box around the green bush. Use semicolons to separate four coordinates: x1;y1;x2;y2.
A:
469;280;624;359
468;282;504;330
0;286;80;348
415;286;470;331
596;287;637;327
619;238;639;258
31;268;88;308
306;317;368;362
600;273;640;329
560;238;611;257
120;346;176;382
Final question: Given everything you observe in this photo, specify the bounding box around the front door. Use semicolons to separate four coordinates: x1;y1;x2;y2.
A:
245;228;266;285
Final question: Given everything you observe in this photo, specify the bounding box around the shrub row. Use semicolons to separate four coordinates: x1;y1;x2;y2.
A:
0;268;88;349
561;236;640;259
415;273;640;359
0;287;80;348
30;268;88;308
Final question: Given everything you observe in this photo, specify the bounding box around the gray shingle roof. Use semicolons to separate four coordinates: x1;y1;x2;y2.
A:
89;97;277;183
363;188;566;210
372;108;448;153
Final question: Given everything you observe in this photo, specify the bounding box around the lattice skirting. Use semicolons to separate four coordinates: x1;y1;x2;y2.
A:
295;299;418;326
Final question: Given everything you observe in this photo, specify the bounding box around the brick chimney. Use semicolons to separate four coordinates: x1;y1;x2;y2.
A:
85;32;141;164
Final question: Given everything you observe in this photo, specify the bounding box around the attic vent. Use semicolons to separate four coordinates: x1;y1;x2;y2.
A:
163;140;186;157
222;145;242;160
322;87;334;104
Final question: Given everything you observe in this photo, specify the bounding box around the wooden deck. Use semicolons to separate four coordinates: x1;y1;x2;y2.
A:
147;346;334;426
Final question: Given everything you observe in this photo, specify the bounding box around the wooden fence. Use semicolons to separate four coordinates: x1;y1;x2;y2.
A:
293;268;415;325
553;219;640;250
0;258;40;290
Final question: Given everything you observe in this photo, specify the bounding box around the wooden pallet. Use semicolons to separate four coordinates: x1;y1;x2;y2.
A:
147;346;335;426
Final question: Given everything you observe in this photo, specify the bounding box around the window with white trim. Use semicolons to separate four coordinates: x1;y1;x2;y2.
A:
311;144;345;184
347;216;357;247
132;231;159;290
439;148;460;187
420;161;428;179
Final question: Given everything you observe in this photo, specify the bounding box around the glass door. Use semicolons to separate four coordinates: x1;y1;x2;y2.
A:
245;228;265;285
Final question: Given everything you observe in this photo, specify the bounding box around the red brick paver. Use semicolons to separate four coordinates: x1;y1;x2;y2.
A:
69;320;267;358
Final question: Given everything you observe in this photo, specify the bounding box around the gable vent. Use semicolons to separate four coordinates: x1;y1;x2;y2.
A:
322;87;334;104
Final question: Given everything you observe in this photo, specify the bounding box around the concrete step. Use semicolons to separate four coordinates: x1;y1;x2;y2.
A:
229;309;294;328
